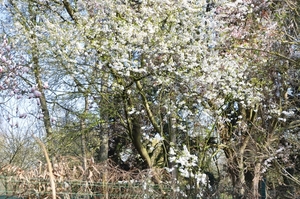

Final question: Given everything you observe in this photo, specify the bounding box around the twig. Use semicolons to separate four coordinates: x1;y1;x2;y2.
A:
233;46;297;63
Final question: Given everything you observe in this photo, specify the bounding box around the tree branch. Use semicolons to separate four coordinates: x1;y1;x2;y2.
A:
62;0;76;22
136;80;161;134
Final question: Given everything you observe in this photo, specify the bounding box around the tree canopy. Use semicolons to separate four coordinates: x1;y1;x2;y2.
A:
0;0;299;198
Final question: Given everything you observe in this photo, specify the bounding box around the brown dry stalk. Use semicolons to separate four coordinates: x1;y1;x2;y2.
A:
34;136;56;199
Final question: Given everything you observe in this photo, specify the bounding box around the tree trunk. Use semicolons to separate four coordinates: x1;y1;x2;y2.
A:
98;130;109;162
238;135;250;198
168;114;178;198
253;162;262;199
28;3;52;137
80;96;89;173
131;115;152;167
224;135;251;199
80;96;89;199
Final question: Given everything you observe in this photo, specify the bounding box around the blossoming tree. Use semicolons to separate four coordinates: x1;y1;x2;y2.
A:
1;0;299;198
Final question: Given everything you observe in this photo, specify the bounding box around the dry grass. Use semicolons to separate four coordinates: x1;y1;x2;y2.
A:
0;157;172;198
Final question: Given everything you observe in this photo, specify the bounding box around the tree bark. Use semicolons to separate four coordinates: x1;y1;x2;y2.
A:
29;2;52;137
253;162;262;199
237;135;250;197
98;130;109;162
131;115;152;167
80;96;89;173
168;114;178;198
224;135;251;199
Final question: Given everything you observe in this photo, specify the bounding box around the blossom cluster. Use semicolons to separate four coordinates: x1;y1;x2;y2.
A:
169;145;208;188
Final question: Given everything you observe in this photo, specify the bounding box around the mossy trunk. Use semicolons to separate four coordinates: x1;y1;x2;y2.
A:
131;116;152;167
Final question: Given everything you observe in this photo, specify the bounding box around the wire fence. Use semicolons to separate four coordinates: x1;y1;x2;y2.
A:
0;159;176;198
0;175;173;199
